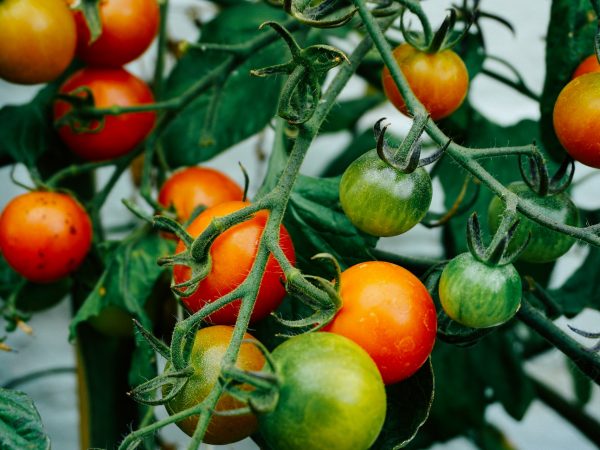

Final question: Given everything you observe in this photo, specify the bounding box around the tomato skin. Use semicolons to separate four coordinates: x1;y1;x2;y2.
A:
0;0;76;84
0;192;92;283
173;201;295;324
158;167;244;222
72;0;159;67
164;326;265;444
381;44;469;120
488;182;579;263
324;261;436;384
572;55;600;79
259;332;386;450
339;150;432;237
553;73;600;168
439;253;522;328
53;67;155;161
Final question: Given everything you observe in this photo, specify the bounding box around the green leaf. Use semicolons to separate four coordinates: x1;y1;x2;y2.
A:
372;360;434;449
453;28;486;80
0;388;50;450
320;95;382;134
69;225;174;339
540;0;597;160
284;175;378;272
161;3;291;167
568;361;593;406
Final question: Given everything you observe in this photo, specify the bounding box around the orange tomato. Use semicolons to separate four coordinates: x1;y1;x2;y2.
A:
173;201;295;324
572;54;600;79
158;167;243;222
325;261;437;384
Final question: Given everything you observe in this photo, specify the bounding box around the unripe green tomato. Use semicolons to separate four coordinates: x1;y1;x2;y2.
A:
488;182;579;263
259;332;387;450
339;149;432;237
439;253;522;329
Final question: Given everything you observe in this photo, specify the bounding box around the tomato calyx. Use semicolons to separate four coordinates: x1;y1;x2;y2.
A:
374;116;449;173
69;0;103;44
54;87;105;134
518;153;575;197
467;210;530;266
251;21;348;124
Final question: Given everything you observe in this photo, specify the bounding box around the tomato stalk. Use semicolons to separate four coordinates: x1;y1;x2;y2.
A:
153;0;170;100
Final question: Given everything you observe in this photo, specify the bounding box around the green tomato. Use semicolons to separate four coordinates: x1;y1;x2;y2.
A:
339;149;432;237
259;332;386;450
438;253;522;329
488;182;579;263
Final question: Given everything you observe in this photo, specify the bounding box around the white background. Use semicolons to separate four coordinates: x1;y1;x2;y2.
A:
1;1;599;449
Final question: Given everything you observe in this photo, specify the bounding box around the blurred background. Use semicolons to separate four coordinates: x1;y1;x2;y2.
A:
0;0;599;449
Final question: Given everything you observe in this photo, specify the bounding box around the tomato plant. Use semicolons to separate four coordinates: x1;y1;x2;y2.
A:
325;261;436;384
488;182;579;263
158;167;244;222
53;67;156;161
0;0;76;85
259;332;386;450
439;253;522;329
72;0;159;67
0;191;92;283
173;201;295;324
381;43;469;120
164;325;264;444
339;149;432;237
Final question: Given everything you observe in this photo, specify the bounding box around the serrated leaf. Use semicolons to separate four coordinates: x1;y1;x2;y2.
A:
0;388;50;450
161;3;291;167
372;360;434;449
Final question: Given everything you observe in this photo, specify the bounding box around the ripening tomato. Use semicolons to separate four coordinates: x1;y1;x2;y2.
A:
382;43;469;120
259;332;387;450
158;167;244;222
572;55;600;79
0;0;76;84
72;0;159;67
164;326;265;444
553;73;600;168
54;67;155;161
0;191;92;283
173;201;295;324
324;261;437;384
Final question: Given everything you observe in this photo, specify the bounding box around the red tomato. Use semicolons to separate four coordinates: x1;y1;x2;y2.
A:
158;167;244;222
324;261;437;384
72;0;159;66
381;43;469;120
53;67;155;161
0;191;92;283
572;55;600;79
553;73;600;168
173;201;295;324
0;0;76;84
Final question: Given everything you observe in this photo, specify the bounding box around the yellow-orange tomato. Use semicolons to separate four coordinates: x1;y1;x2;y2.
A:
553;73;600;168
173;201;295;324
72;0;159;67
0;0;76;84
158;167;244;222
164;326;265;444
572;55;600;79
324;261;437;384
0;192;92;283
382;43;469;120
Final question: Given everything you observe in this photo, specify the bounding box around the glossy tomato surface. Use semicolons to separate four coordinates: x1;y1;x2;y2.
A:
382;44;469;120
73;0;159;66
439;253;522;329
488;182;579;263
164;326;265;444
54;67;155;161
553;73;600;168
325;261;437;384
173;201;295;324
339;149;432;237
0;0;76;84
158;167;243;222
259;332;386;450
0;191;92;283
